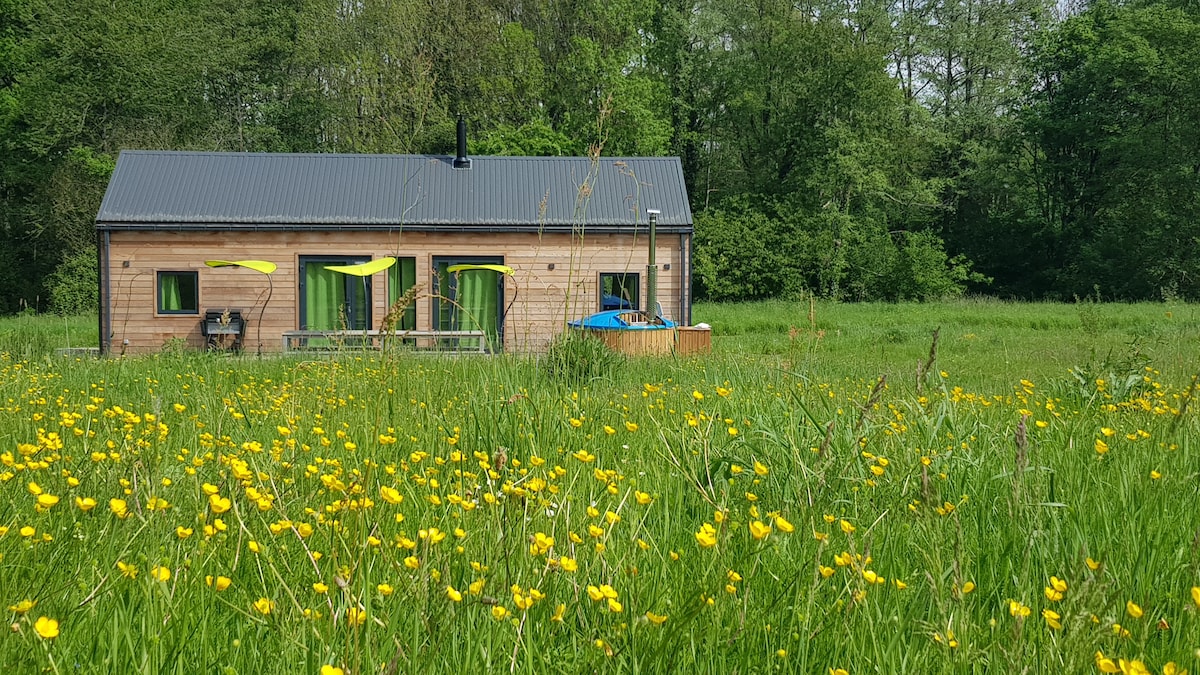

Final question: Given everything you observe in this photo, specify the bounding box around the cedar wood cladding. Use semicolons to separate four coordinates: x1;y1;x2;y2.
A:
96;151;694;353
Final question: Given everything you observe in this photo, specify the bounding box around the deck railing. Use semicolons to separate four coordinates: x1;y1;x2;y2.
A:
282;329;488;353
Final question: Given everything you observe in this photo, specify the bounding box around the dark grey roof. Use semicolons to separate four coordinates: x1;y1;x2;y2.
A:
96;151;692;232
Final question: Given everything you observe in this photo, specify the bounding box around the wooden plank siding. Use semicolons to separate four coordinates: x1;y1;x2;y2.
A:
100;230;689;354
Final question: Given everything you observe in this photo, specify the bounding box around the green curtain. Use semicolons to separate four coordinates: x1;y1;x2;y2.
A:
435;262;453;331
457;269;499;349
304;263;344;330
387;258;417;330
160;274;182;312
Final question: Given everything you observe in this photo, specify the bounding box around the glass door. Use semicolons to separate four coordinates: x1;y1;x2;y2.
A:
432;256;504;351
299;257;371;332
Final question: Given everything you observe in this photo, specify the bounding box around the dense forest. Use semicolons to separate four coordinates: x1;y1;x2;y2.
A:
2;0;1199;314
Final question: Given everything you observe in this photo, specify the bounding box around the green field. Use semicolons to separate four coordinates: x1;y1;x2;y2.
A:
1;301;1198;673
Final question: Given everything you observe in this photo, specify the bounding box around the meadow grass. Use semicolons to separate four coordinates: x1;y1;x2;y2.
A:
0;313;97;360
1;301;1198;674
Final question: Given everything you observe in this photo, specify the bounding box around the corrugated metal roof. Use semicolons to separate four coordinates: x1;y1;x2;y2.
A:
96;151;692;231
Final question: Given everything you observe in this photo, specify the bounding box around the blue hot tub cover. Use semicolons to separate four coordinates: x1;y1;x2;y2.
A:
568;310;676;330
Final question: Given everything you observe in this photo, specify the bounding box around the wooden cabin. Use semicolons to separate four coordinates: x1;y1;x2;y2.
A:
95;149;693;354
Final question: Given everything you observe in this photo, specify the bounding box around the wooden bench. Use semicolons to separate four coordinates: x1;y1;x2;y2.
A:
282;329;489;353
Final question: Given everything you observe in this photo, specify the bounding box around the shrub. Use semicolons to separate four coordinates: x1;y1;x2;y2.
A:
542;330;622;383
48;249;99;315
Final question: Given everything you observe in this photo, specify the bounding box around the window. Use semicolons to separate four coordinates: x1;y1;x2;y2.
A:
599;273;639;311
157;271;198;314
386;257;418;331
432;256;505;350
298;257;371;330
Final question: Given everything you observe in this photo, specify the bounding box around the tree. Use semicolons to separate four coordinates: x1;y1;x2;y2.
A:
1024;2;1200;299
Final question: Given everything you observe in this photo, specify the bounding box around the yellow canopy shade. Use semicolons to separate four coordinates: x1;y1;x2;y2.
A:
205;260;278;275
325;257;397;277
446;263;514;275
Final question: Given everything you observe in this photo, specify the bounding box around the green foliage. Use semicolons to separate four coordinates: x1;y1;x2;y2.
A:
4;0;1200;313
694;201;982;302
541;330;623;383
47;248;98;315
1023;3;1200;300
475;119;581;157
693;202;790;301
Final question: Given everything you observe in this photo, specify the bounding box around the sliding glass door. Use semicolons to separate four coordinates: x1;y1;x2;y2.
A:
299;257;371;331
432;256;504;351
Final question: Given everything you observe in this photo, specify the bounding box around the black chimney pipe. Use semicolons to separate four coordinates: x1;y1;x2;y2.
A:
453;116;471;169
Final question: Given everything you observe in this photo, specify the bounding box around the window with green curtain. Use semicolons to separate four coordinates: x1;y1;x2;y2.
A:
157;271;198;314
386;257;417;330
300;258;369;331
432;256;503;351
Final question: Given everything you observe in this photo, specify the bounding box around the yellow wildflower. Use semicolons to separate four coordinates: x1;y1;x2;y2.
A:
34;616;59;639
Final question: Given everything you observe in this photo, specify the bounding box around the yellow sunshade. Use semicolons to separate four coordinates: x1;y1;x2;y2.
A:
205;260;278;275
446;263;514;275
325;257;396;277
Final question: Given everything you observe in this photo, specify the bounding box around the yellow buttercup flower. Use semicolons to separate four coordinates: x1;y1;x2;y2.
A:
209;494;231;514
150;566;170;582
252;597;274;615
34;616;59;639
1042;608;1062;630
645;611;667;625
206;576;231;591
1094;651;1120;673
8;599;35;614
1125;600;1143;619
749;520;771;541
